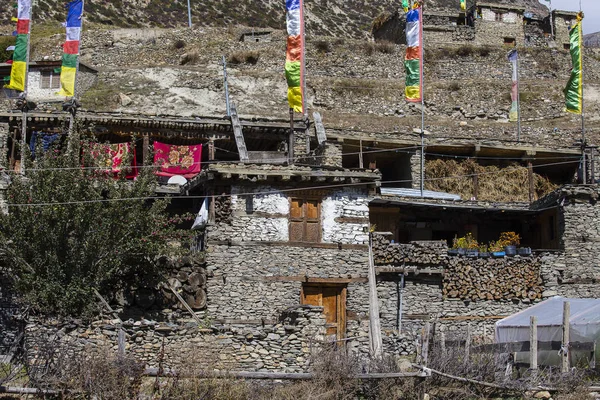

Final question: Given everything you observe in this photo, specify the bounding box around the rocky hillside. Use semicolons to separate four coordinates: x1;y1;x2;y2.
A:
2;0;549;39
585;32;600;48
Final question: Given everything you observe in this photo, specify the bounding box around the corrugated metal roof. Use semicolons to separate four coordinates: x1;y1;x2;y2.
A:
380;187;461;201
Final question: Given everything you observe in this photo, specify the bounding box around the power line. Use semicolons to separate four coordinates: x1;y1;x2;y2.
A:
4;158;581;208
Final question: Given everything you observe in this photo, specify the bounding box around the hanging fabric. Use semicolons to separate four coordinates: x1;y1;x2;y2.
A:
153;141;202;178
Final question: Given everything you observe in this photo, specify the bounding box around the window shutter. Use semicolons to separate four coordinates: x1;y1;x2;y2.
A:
40;71;51;89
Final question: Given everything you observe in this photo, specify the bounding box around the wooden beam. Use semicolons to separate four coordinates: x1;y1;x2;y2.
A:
207;239;368;251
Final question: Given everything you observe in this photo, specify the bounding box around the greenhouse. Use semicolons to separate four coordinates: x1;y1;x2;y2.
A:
496;296;600;367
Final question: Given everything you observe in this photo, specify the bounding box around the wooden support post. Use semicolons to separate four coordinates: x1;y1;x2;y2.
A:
208;187;216;223
208;139;215;161
367;232;383;358
288;108;295;164
143;134;149;165
562;301;570;373
528;160;534;202
422;322;431;367
530;316;538;375
359;139;364;169
118;328;126;358
465;323;471;363
473;174;478;200
440;329;446;355
9;128;16;171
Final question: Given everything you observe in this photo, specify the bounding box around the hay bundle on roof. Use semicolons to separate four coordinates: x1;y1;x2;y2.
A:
425;158;558;202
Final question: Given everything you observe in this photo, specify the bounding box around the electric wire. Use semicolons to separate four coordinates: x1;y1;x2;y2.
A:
4;158;582;208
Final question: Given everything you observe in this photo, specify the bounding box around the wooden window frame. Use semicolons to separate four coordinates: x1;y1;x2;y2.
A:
289;196;322;243
40;70;61;89
495;12;504;22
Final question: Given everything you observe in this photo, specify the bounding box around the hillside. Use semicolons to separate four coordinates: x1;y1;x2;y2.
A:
585;32;600;48
2;0;549;38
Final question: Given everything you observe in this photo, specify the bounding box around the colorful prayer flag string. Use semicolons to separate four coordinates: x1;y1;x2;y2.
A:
285;0;305;113
58;0;83;97
404;4;423;102
4;0;31;92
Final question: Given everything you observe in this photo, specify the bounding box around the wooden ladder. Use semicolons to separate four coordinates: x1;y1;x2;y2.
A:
230;103;249;162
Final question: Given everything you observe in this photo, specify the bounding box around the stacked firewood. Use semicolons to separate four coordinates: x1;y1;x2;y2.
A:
372;233;447;266
161;254;208;310
443;257;543;301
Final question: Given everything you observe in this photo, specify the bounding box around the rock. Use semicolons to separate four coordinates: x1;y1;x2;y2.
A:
119;93;132;106
135;288;156;309
534;391;552;399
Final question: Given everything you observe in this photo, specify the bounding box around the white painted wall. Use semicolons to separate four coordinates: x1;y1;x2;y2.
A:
227;185;371;245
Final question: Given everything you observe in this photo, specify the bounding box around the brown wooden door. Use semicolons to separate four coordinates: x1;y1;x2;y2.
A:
301;284;346;341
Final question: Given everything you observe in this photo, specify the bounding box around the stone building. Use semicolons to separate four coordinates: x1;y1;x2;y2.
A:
0;61;98;102
0;108;599;372
373;1;563;48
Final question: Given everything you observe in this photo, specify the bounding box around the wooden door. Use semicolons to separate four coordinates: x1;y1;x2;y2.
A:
301;284;346;341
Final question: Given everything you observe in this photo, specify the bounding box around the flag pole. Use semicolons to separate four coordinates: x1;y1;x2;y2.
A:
516;48;521;142
580;5;586;182
420;0;425;198
68;0;85;135
21;1;33;176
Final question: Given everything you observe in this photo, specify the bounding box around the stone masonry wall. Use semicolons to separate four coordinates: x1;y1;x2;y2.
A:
475;12;524;46
209;185;371;245
24;305;327;372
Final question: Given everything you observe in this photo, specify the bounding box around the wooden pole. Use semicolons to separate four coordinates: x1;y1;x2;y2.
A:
528;160;534;202
288;108;295;165
143;134;150;165
530;315;538;375
359;139;364;169
465;323;471;363
473;173;478;200
422;322;431;367
208;139;215;161
562;301;570;373
367;231;383;357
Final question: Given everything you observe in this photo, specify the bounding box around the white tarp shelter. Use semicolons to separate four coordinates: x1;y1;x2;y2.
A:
496;296;600;366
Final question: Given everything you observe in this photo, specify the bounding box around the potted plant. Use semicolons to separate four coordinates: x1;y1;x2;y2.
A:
479;244;490;258
499;231;520;257
517;246;532;256
453;233;478;257
489;241;505;258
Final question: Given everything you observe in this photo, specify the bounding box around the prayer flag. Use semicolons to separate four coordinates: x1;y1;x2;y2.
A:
285;0;305;113
405;5;423;102
58;0;83;97
402;0;409;12
4;0;31;92
460;0;466;11
507;49;519;122
564;12;584;114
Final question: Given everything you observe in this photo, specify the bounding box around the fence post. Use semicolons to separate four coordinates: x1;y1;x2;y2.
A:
530;315;538;377
464;323;471;363
562;301;570;373
422;322;431;367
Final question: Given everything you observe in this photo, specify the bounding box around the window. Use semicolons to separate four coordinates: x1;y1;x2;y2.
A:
564;43;571;50
504;37;516;47
40;71;60;89
289;197;321;242
495;12;504;22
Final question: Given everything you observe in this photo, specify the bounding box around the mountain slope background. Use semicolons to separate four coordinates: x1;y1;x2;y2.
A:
2;0;549;38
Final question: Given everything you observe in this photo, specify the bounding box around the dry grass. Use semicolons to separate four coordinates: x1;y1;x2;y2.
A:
425;158;558;202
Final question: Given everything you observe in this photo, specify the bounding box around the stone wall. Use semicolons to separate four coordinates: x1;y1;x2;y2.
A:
24;305;327;372
209;185;370;245
475;12;524;46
